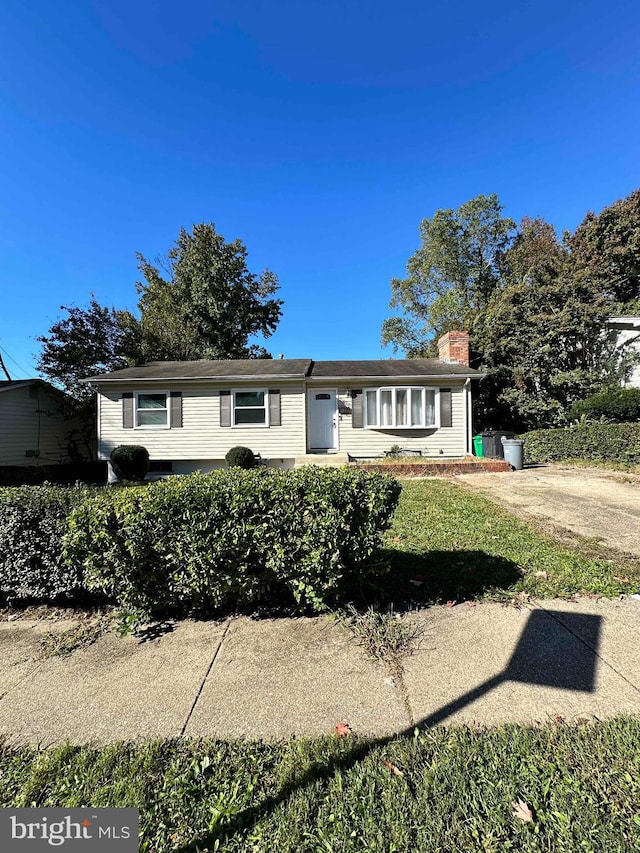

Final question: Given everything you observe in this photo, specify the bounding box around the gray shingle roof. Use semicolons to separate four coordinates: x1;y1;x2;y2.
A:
0;379;42;394
0;379;72;398
82;359;314;382
310;359;482;378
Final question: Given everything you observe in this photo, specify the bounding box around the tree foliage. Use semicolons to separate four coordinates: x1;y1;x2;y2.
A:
36;297;137;405
36;223;283;406
381;194;515;356
567;189;640;312
476;218;619;428
384;190;640;430
135;223;283;361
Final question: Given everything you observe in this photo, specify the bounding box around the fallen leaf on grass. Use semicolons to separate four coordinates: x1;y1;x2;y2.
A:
512;799;534;823
613;576;630;583
534;571;548;580
335;722;352;736
381;759;404;778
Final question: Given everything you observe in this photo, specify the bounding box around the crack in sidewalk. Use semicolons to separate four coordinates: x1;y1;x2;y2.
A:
180;619;231;736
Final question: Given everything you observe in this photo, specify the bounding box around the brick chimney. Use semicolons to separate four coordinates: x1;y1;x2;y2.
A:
437;330;470;367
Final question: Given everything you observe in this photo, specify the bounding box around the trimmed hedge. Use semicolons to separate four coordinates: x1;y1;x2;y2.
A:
523;423;640;465
569;388;640;423
0;462;107;487
63;467;402;617
0;486;92;603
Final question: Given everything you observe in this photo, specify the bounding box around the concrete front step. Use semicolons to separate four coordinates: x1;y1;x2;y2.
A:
294;453;350;468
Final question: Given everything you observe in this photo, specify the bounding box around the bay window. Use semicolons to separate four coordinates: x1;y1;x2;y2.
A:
364;387;438;429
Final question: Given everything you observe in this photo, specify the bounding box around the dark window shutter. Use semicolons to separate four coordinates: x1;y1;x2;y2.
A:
122;392;134;429
440;388;452;427
351;390;363;429
268;389;281;426
220;390;232;427
170;391;183;428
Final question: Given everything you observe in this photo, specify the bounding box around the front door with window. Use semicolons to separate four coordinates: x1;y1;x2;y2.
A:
308;390;338;450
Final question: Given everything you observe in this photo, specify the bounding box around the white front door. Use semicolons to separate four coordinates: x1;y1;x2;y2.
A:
308;390;338;450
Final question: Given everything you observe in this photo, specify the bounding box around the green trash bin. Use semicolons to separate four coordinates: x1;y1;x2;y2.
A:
473;435;484;457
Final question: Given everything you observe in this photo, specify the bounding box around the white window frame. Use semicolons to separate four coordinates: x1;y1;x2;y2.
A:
363;386;440;429
232;388;270;428
134;390;170;429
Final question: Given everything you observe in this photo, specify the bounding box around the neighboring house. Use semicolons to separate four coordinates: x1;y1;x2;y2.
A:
83;331;482;473
606;316;640;388
0;379;90;466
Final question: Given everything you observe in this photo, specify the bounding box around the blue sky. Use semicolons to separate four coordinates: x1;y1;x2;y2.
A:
1;0;639;378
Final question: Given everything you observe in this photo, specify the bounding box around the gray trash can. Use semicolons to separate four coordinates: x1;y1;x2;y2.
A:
501;437;524;470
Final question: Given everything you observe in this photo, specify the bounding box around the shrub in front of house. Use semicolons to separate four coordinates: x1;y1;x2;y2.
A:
0;486;92;603
523;422;640;465
569;388;640;424
63;467;402;618
110;445;150;481
225;446;257;469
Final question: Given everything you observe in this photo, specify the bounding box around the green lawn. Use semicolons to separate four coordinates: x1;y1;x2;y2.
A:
2;720;639;852
380;479;640;605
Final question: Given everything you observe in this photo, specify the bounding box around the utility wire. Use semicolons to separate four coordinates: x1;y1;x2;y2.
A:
0;342;32;380
0;350;10;380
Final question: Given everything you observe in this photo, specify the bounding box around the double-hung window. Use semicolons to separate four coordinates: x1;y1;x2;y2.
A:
233;390;268;426
135;392;169;428
364;387;437;428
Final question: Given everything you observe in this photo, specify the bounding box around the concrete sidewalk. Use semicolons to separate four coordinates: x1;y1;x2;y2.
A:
1;597;639;745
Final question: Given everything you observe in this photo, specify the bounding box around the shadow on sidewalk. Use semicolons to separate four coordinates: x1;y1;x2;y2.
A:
176;608;602;851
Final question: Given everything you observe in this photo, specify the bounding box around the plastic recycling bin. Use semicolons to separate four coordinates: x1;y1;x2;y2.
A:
473;435;484;457
501;438;524;470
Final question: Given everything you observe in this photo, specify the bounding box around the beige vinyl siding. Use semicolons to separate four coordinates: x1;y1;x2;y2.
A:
98;381;307;461
329;382;468;458
0;385;81;466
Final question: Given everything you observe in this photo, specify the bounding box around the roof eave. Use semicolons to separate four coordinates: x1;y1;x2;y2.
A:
307;372;485;381
82;373;308;383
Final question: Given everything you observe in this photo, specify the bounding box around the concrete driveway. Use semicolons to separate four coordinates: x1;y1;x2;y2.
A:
458;465;640;558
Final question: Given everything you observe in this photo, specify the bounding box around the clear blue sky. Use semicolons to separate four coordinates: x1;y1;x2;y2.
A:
1;0;639;378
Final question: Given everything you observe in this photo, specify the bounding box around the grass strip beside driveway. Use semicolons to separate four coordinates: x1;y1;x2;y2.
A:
1;719;639;852
383;480;640;604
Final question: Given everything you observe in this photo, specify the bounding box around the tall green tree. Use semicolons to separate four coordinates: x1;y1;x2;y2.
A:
567;188;640;312
36;297;138;406
381;194;516;356
36;298;139;460
136;223;283;361
476;218;619;429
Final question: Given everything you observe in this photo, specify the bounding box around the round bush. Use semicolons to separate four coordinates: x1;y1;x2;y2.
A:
570;388;640;423
225;446;257;469
110;445;150;481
